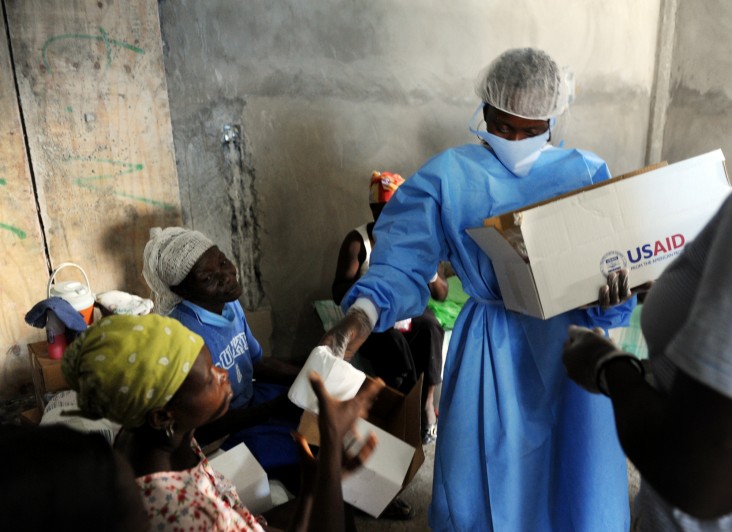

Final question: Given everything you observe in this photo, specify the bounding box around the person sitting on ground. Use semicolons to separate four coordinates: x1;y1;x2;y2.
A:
0;423;149;532
142;227;302;491
332;170;447;445
61;313;385;531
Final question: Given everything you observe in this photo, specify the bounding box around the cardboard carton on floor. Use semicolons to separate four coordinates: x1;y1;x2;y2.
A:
209;443;272;515
28;341;69;409
20;407;42;426
297;376;425;518
467;149;731;319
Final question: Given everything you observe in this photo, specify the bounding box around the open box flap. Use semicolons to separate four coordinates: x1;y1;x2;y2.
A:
466;226;543;317
394;375;425;491
482;159;672;229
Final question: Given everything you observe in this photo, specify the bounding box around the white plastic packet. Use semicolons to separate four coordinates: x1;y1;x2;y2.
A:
288;346;367;414
95;290;154;316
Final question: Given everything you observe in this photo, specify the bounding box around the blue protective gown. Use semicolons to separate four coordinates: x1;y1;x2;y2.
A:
342;143;635;531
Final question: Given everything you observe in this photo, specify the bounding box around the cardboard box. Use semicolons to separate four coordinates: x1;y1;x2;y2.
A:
20;407;42;426
28;341;69;409
297;376;425;518
209;443;272;515
467;149;731;319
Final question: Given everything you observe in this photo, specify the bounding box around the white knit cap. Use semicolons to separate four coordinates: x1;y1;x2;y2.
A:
142;227;214;315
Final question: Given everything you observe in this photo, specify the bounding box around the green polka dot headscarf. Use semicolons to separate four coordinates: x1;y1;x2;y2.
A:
62;314;204;428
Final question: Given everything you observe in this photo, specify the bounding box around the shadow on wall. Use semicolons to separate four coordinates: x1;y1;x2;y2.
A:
101;209;180;297
288;294;333;364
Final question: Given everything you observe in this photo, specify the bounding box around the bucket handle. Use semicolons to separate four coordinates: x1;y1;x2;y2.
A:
47;262;92;298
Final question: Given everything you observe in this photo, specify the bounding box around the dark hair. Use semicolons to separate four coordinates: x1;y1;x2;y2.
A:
0;424;142;532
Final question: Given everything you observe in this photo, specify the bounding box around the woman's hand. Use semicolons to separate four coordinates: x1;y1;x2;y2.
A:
290;372;384;482
283;374;384;532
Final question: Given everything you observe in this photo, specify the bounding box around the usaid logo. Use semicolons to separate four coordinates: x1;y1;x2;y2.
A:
600;251;627;276
627;234;685;263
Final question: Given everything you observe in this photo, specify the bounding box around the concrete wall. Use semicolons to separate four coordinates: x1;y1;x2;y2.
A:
158;0;661;361
662;0;732;163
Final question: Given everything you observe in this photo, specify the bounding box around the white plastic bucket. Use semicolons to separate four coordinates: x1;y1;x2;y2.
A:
48;262;95;325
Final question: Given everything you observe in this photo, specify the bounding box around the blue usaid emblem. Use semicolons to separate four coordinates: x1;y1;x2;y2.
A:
600;251;627;276
626;234;686;269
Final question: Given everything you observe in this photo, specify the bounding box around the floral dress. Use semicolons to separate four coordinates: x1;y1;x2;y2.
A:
136;440;264;532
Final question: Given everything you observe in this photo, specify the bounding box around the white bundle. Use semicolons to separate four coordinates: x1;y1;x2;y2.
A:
288;346;367;414
95;290;154;316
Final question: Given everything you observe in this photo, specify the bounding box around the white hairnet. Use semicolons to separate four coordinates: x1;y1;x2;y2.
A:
475;47;574;120
142;227;214;315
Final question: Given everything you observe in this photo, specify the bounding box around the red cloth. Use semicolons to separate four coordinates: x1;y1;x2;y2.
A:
369;170;405;204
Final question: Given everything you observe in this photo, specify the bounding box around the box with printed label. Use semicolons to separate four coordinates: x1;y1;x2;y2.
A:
467;149;731;319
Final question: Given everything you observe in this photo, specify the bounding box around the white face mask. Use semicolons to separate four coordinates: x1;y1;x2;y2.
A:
468;104;551;178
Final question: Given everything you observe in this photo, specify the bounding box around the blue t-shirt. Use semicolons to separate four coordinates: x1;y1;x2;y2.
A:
169;300;262;409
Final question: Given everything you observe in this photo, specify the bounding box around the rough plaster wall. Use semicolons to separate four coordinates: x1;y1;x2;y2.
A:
662;0;732;164
158;0;660;361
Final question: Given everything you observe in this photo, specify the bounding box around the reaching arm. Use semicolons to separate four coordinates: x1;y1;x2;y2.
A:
277;373;384;532
319;306;374;361
563;326;732;519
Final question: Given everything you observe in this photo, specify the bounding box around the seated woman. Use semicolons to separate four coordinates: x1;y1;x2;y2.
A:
61;314;384;531
143;227;302;491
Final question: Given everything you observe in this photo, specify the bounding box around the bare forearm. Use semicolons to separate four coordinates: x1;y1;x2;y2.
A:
286;481;314;532
308;438;345;532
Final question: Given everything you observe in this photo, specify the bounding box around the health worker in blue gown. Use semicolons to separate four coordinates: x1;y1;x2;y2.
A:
320;47;637;531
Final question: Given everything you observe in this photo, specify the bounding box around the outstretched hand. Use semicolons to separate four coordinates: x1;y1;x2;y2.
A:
562;325;619;394
311;371;384;451
291;372;384;484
